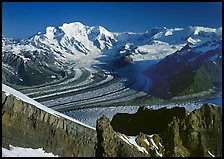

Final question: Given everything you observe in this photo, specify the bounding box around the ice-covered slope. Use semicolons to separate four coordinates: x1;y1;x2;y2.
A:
2;83;95;130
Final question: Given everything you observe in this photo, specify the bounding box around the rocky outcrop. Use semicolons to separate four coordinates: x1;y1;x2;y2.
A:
95;115;149;157
135;132;165;157
2;92;97;157
164;104;222;157
111;104;222;157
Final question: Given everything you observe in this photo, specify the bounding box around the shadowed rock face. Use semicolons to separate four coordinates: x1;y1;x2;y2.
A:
111;106;188;136
95;115;149;157
2;92;97;157
111;104;222;157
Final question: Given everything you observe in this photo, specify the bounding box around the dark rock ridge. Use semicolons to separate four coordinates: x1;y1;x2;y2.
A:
111;105;222;157
2;92;97;157
111;106;188;136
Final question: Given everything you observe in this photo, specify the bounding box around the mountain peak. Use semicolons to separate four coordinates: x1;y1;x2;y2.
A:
58;22;90;38
93;25;112;36
61;21;86;28
45;26;56;39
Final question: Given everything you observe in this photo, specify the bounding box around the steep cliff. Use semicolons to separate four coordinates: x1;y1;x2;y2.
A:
2;91;97;157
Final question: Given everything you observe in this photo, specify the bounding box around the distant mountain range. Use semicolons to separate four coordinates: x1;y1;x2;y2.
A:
2;22;222;99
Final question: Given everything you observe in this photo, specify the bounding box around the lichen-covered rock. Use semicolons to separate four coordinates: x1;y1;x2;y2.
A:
163;117;190;157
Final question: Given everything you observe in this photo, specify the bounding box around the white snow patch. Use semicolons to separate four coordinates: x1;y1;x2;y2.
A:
144;139;150;145
159;142;164;148
119;134;148;154
187;37;201;44
51;75;56;79
165;30;173;36
149;138;159;150
208;150;215;157
155;150;163;157
148;134;154;138
2;145;58;157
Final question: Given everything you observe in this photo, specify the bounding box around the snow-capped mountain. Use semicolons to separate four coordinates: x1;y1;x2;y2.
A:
2;22;222;88
3;22;222;62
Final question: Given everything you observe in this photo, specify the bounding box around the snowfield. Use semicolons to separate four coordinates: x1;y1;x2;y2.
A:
119;134;149;154
2;145;58;157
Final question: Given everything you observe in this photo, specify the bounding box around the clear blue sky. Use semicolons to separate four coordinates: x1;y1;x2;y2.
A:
2;2;222;39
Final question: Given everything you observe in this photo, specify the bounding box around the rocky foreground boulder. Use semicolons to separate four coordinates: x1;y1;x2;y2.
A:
110;104;222;157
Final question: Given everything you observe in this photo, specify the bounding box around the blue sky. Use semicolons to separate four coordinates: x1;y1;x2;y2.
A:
2;2;222;39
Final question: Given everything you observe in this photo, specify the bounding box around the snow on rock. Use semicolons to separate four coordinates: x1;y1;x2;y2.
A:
50;75;56;79
2;83;95;130
149;138;159;150
119;134;148;154
46;26;57;39
2;145;58;157
193;26;216;35
208;150;215;157
144;138;150;145
187;37;201;45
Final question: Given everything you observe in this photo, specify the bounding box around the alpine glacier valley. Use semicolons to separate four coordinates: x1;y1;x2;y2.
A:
2;22;222;157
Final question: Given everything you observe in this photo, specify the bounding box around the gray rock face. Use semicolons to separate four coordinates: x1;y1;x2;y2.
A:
95;115;149;157
2;92;97;157
111;105;222;157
